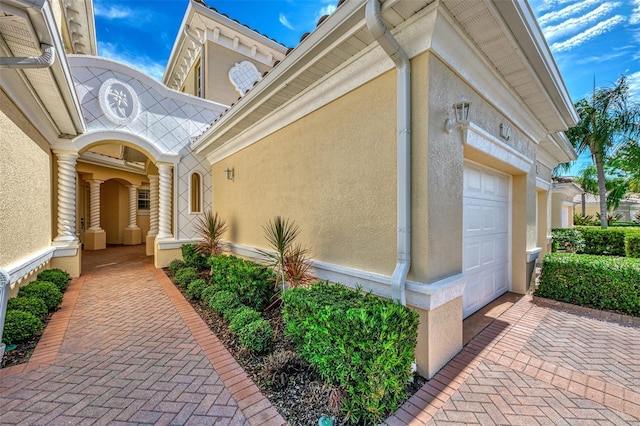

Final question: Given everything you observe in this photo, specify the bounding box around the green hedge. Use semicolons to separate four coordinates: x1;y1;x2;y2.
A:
236;319;273;353
626;234;640;258
2;310;43;345
209;255;274;311
7;297;48;320
174;267;198;288
181;244;208;271
578;227;627;256
36;269;71;292
282;281;419;424
186;279;207;301
230;307;263;333
551;228;585;253
537;253;640;316
209;290;242;320
18;281;63;311
168;259;187;274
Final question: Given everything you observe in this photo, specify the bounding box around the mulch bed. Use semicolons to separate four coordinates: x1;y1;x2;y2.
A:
173;269;426;425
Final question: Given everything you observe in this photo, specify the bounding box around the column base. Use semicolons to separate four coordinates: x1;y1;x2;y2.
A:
51;242;82;278
154;239;182;268
146;234;156;256
123;228;142;245
84;230;106;250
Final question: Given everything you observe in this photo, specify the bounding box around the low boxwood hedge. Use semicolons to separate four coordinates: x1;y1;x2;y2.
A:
174;267;198;288
186;279;207;301
209;255;274;311
229;306;262;333
17;281;63;311
282;281;419;425
168;259;187;275
2;310;43;345
181;243;208;271
626;234;640;258
537;253;640;316
36;269;71;292
7;297;48;320
236;318;273;353
209;290;242;320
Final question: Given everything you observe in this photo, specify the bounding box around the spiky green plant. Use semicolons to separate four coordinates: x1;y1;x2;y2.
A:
259;216;312;292
194;210;228;257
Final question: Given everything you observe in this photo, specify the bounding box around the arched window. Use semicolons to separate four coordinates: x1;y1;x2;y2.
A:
190;173;201;213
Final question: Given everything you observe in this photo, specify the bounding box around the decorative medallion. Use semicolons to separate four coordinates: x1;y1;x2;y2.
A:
228;61;262;96
99;78;140;125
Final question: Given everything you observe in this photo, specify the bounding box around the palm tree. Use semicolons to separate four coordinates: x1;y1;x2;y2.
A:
573;165;598;217
566;76;640;228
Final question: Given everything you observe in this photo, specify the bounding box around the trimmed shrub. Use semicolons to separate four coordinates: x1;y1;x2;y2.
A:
209;290;242;320
236;319;273;353
17;281;63;311
578;227;627;256
186;279;207;301
626;234;640;258
537;253;640;316
282;281;419;424
181;243;208;271
1;310;43;345
209;255;274;311
168;259;187;275
7;297;48;320
551;228;585;253
230;306;262;333
36;269;71;292
174;267;198;288
201;286;220;304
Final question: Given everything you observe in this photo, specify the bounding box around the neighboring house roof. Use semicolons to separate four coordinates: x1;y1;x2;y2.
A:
190;0;578;164
0;0;85;140
572;193;640;205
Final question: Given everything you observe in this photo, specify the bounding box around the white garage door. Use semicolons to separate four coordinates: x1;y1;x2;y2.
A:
463;163;510;318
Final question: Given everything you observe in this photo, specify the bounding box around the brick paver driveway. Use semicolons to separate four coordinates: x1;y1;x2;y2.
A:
0;246;284;425
388;296;640;425
2;245;640;425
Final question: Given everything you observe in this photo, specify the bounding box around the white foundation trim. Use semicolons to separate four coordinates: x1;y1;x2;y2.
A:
156;238;201;250
226;242;465;311
4;247;56;284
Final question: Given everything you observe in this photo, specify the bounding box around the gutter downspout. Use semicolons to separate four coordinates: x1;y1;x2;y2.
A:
183;25;202;46
0;44;55;69
365;0;411;305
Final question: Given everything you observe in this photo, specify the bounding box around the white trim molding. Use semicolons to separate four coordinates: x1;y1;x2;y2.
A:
463;122;533;174
4;247;56;285
526;247;542;263
536;177;551;191
227;242;465;311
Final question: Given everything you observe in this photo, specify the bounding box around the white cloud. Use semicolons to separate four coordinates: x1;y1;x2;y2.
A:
627;71;640;102
94;4;132;20
537;0;599;26
279;13;295;30
574;51;626;65
533;0;578;14
98;42;165;81
631;0;640;24
317;4;337;18
551;15;625;52
542;2;620;41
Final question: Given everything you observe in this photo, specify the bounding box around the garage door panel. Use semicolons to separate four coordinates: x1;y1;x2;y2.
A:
463;164;510;318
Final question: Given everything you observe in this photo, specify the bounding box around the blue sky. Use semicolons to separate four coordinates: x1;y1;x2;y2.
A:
94;0;640;174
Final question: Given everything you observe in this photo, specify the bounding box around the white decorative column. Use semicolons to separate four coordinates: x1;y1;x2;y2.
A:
154;163;175;269
53;150;79;243
123;184;142;245
146;175;159;256
157;163;173;239
51;150;81;277
84;179;106;250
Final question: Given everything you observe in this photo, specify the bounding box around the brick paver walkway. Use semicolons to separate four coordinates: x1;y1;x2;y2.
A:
387;296;640;425
0;246;284;425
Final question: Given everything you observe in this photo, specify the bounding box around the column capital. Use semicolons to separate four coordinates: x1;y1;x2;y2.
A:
87;179;104;185
52;149;79;158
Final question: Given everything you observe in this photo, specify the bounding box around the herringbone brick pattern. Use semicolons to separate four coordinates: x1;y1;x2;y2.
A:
0;246;284;425
521;309;640;393
386;296;640;425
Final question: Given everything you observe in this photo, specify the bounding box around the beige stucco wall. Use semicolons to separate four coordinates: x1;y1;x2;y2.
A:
0;90;53;270
101;180;129;244
537;189;550;256
203;42;272;106
212;70;400;276
427;56;538;293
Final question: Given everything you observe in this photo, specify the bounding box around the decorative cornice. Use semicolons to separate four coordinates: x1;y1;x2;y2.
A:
463;122;533;173
4;247;56;284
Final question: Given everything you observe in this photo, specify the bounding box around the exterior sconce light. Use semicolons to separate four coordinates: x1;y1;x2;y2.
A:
445;97;471;134
224;167;234;181
500;123;511;140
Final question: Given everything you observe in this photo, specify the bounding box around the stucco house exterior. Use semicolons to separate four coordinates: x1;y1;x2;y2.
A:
1;0;577;378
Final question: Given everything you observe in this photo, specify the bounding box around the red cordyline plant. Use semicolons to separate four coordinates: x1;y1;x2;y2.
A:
194;210;228;257
259;216;314;293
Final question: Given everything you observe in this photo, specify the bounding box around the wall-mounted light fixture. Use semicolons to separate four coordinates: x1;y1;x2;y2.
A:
500;123;512;140
445;97;471;134
224;167;234;181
